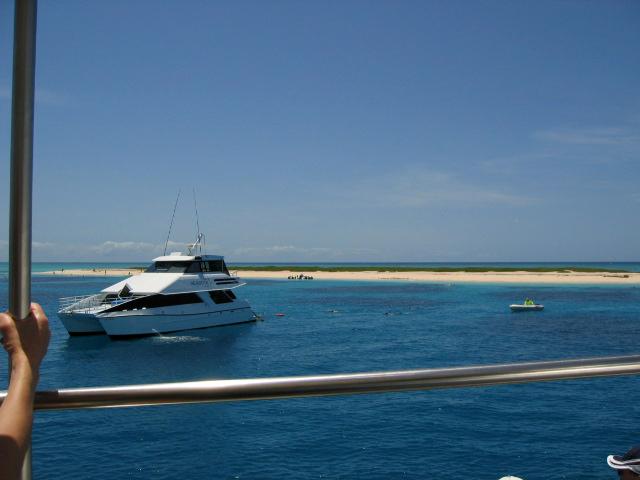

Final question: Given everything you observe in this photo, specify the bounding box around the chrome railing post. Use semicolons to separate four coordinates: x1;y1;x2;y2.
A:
8;0;38;478
2;355;640;411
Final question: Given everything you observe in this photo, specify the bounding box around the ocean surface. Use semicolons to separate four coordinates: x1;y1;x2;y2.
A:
1;261;640;274
1;264;640;479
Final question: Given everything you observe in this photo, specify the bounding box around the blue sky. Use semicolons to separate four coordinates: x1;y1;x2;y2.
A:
0;1;638;262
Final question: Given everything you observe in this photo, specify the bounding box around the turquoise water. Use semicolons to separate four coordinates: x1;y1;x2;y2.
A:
232;261;640;272
0;262;150;274
1;272;640;478
1;261;640;275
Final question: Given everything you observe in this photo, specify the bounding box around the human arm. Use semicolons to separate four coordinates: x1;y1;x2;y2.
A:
0;303;50;480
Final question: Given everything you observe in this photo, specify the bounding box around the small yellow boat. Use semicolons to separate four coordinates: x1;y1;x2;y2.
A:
510;303;544;312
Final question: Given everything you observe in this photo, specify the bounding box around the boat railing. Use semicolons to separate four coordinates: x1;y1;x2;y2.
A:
58;294;132;313
58;294;100;312
2;354;640;411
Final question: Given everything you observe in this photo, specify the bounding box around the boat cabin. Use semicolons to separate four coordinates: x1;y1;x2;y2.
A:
145;253;230;275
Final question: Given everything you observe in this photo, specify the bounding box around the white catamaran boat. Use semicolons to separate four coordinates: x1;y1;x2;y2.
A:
58;235;256;337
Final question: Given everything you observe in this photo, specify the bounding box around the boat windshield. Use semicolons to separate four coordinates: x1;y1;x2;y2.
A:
145;261;191;273
145;260;230;274
202;260;230;274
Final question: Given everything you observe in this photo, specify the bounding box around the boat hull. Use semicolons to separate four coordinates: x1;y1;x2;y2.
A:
510;304;544;312
58;312;106;334
98;305;255;337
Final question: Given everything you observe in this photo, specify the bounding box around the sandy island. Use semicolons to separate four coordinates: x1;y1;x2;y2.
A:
37;268;640;285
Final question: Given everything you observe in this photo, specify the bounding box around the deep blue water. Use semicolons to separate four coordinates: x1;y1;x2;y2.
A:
1;274;640;479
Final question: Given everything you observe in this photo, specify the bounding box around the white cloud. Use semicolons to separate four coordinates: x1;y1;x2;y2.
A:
0;239;364;262
534;127;640;146
0;237;229;261
88;240;159;255
86;239;213;257
343;167;534;208
0;241;56;259
480;152;557;172
228;245;378;261
32;241;57;249
231;245;333;256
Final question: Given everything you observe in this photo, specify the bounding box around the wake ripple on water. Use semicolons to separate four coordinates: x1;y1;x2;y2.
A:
150;334;212;344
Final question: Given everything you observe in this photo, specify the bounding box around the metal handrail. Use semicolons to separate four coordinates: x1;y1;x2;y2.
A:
3;354;640;411
58;294;99;310
58;293;153;313
58;295;127;313
59;294;96;302
8;0;37;477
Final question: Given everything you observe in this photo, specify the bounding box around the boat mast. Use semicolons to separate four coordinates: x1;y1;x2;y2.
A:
192;187;205;255
165;188;206;256
163;189;181;256
8;0;38;478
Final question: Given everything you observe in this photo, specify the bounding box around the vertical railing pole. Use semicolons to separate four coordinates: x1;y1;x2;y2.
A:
8;0;38;479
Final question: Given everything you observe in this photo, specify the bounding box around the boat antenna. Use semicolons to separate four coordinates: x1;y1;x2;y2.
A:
192;188;205;255
193;187;201;239
163;189;181;256
187;232;205;256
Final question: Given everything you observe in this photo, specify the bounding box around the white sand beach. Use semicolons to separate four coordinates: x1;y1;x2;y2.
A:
40;268;146;277
37;268;640;285
234;270;640;284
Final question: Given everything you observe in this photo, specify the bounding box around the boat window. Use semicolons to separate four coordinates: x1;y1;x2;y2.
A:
209;290;234;304
145;261;190;273
226;289;236;299
207;260;224;273
186;262;202;273
104;293;204;312
200;261;211;272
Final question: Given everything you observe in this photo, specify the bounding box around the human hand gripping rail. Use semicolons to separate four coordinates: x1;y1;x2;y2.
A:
0;303;51;480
